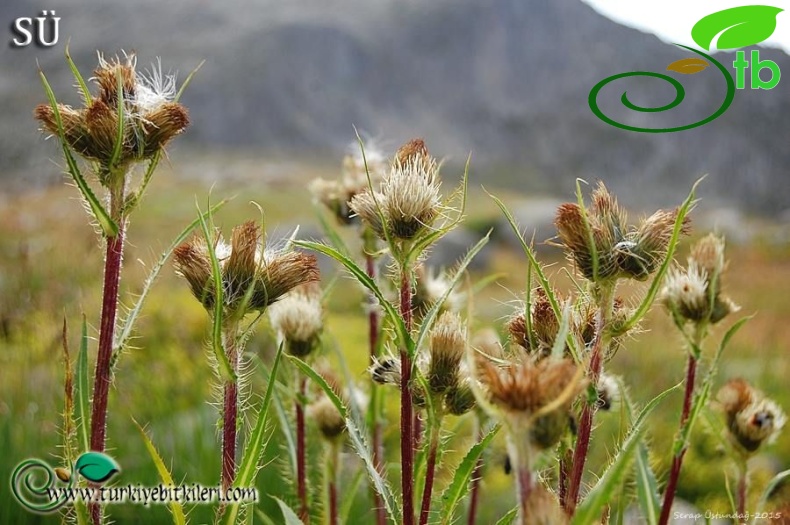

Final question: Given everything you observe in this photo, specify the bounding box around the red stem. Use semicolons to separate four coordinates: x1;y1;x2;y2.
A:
563;339;603;515
329;479;338;525
88;220;125;525
737;468;746;523
221;381;238;490
366;254;387;525
297;377;309;523
558;448;571;509
467;421;483;525
658;355;698;525
400;269;415;525
419;425;440;525
517;466;534;522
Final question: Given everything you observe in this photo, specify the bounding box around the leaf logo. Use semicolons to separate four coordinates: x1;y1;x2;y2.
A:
692;5;784;51
74;452;120;483
666;58;710;75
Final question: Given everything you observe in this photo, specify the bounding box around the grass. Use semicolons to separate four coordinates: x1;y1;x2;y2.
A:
1;164;788;523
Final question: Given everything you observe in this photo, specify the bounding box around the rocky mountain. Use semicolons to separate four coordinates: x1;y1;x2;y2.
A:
2;0;789;214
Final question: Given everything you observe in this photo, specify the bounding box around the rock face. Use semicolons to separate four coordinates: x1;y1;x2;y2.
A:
4;0;790;214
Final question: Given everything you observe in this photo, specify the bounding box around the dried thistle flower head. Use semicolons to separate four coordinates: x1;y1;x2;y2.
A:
717;378;786;453
370;356;402;386
412;265;464;319
268;282;324;357
596;373;620;411
35;52;189;181
173;221;320;318
310;143;387;225
308;396;345;441
427;312;467;396
477;357;583;449
662;234;738;325
349;138;442;241
508;289;560;357
555;182;689;282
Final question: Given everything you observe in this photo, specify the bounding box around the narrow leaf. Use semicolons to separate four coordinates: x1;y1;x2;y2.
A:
294;240;410;351
174;60;205;103
38;69;118;237
572;383;681;525
109;70;125;169
133;419;187;525
634;443;660;525
439;424;500;525
273;496;304;525
494;507;518;525
223;344;284;525
65;42;91;103
196;201;235;382
620;178;701;334
75;316;90;453
413;232;490;358
287;355;401;523
113;199;228;356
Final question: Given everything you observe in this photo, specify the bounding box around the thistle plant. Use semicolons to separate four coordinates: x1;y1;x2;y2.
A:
311;143;389;525
35;50;191;525
716;379;786;517
269;282;324;522
173;220;320;496
658;233;739;524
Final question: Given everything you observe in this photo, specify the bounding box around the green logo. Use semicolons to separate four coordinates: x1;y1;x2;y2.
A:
10;452;120;513
590;5;784;132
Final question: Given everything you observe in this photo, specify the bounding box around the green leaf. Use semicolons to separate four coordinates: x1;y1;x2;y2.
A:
64;42;91;103
113;199;228;359
196;201;235;382
109;70;125;169
294;240;410;351
619;178;701;335
174;60;204;103
634;443;660;525
314;207;351;258
223;344;284;525
74;452;120;483
287;355;401;523
413;232;490;358
75;316;90;453
754;469;790;522
273;496;304;525
133;419;187;525
572;383;681;525
340;468;366;525
74;500;90;525
439;424;500;525
692;6;783;51
38;69;119;237
575;179;599;282
494;507;518;525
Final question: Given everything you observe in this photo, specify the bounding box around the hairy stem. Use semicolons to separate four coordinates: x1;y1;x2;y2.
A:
400;267;415;525
564;285;614;515
89;184;126;525
658;345;701;525
326;441;340;525
220;325;240;492
508;426;535;525
419;416;442;525
297;376;309;523
365;251;387;525
467;417;483;525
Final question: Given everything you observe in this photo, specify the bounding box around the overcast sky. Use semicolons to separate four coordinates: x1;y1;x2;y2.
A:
583;0;790;54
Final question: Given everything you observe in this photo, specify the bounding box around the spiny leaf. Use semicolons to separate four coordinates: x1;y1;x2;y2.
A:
572;382;681;525
113;199;228;358
223;344;284;525
667;58;710;75
692;6;783;51
634;443;660;525
439;424;500;525
294;240;410;352
287;355;401;523
133;419;187;525
38;69;118;237
273;496;304;525
64;42;91;104
75;315;90;453
196;200;235;382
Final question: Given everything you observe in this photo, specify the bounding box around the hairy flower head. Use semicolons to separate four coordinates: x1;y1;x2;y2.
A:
268;282;323;357
717;378;786;453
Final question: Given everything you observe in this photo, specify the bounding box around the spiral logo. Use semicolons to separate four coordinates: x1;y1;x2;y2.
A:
588;46;735;133
10;459;70;513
